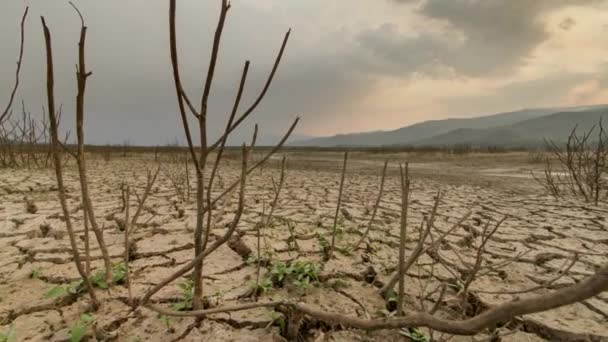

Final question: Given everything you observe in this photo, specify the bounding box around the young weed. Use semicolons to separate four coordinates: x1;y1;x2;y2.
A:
69;313;95;342
0;325;16;342
268;260;320;292
399;328;430;342
171;279;193;311
268;310;286;333
30;268;42;279
251;277;274;296
158;315;175;333
45;262;128;298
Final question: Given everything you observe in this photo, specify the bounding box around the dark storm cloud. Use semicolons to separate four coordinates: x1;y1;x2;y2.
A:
372;0;606;77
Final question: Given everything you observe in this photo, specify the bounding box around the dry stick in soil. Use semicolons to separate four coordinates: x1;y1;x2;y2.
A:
254;203;265;302
0;7;28;124
145;262;608;336
255;156;287;299
123;186;133;306
141;145;249;305
41;16;99;309
70;2;113;282
189;0;231;310
184;153;191;202
202;60;250;256
129;166;160;235
265;155;287;227
380;191;441;298
397;163;410;316
84;207;91;276
329;151;348;259
354;160;388;250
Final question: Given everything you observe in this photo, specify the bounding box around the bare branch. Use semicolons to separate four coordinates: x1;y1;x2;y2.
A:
169;0;200;172
41;15;99;309
354;160;388;250
144;262;608;336
1;7;29;124
209;29;291;151
397;163;410;315
329;151;348;258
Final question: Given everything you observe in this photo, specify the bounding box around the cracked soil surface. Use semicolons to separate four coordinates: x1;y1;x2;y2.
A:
0;151;607;341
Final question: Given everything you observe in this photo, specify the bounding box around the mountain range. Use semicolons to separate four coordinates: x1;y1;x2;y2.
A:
293;105;608;148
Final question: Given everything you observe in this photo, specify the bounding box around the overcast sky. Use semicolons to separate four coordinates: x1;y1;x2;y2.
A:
1;0;608;145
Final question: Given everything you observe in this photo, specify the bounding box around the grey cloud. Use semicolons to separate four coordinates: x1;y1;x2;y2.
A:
1;0;607;145
355;23;459;78
370;0;606;77
0;0;372;145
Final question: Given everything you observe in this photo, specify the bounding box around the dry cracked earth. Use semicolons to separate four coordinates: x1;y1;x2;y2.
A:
0;152;607;341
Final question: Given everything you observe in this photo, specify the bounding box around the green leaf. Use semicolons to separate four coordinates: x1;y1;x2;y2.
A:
30;268;42;279
69;314;95;342
0;325;16;342
171;301;189;311
112;262;127;284
399;328;430;342
80;314;95;324
45;286;68;298
68;280;84;294
245;256;257;265
69;323;86;342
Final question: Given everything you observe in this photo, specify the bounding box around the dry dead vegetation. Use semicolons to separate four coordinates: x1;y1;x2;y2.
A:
1;2;608;342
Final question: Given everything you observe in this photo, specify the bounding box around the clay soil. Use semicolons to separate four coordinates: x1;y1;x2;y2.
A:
1;151;607;341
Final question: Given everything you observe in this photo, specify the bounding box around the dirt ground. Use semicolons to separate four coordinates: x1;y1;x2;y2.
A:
0;151;607;341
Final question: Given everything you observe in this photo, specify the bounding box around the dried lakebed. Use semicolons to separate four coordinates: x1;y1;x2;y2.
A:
0;157;607;341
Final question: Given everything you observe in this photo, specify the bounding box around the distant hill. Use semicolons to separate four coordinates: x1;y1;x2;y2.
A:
293;105;608;148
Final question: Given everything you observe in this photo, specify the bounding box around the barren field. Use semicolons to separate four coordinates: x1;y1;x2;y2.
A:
1;152;607;341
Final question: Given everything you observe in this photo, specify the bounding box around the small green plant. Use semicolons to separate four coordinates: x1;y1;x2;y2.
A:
171;279;193;311
46;262;127;298
30;268;42;279
268;260;320;291
291;260;320;284
337;246;353;256
316;234;330;257
245;255;258;265
45;279;84;298
0;325;16;342
293;276;311;290
158;315;175;333
269;261;291;285
335;221;345;240
251;277;274;295
112;262;127;284
211;289;226;301
90;269;109;289
447;279;464;293
91;262;127;288
69;313;95;342
269;310;286;333
399;328;430;342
